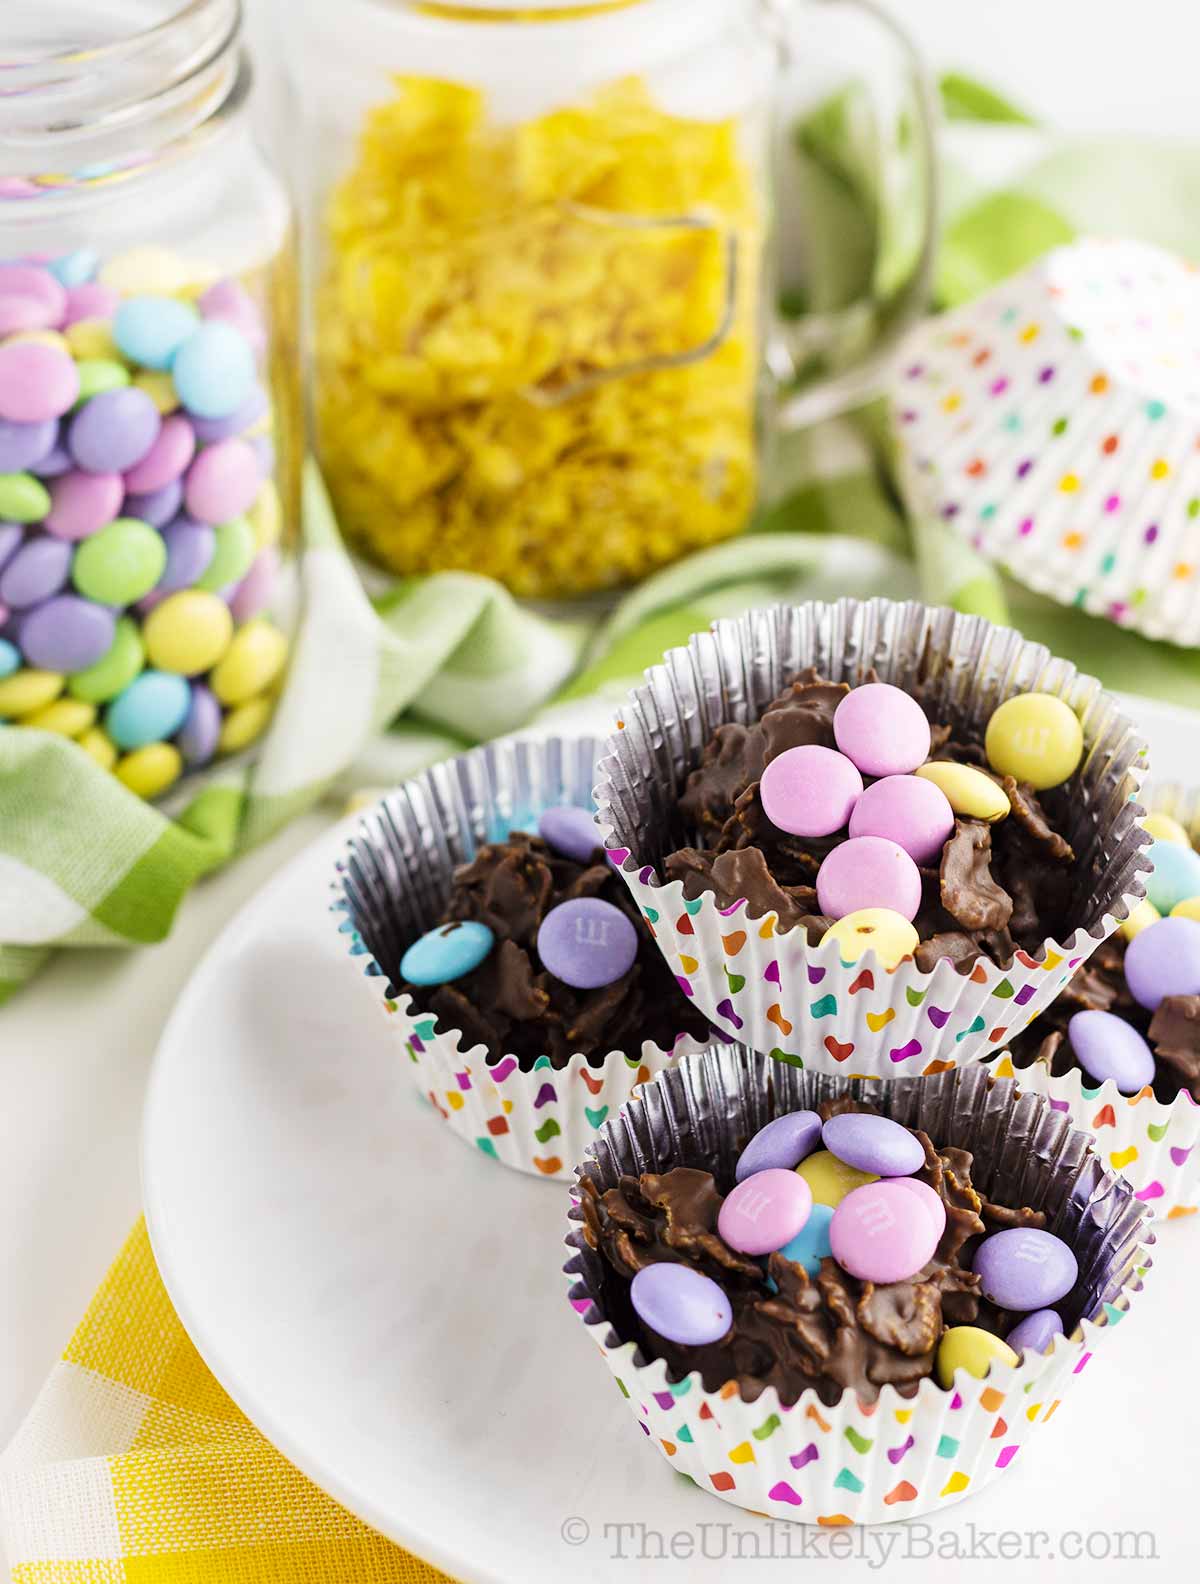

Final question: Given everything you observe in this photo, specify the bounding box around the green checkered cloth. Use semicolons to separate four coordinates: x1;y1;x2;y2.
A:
5;77;1200;1001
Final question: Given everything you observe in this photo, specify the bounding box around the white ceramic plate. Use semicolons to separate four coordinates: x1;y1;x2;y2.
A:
143;698;1198;1584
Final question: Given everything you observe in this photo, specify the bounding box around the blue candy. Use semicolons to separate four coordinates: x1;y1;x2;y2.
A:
777;1202;835;1276
0;637;19;678
1144;838;1200;914
171;321;255;419
114;295;200;372
105;669;191;749
47;249;98;288
401;920;495;986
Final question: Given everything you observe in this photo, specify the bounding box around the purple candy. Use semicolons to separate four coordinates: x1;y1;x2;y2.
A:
30;430;71;478
176;683;222;767
228;546;278;623
847;774;955;866
68;386;160;474
125;477;184;528
816;835;923;922
1067;1009;1156;1093
1124;916;1200;1010
718;1168;813;1255
0;535;72;608
0;521;22;573
973;1228;1078;1311
830;1181;939;1283
157;516;215;593
735;1110;823;1182
536;896;637;989
630;1263;732;1347
537;804;602;863
822;1111;925;1177
834;682;932;777
189;383;268;443
20;594;115;671
0;416;57;473
1005;1308;1064;1357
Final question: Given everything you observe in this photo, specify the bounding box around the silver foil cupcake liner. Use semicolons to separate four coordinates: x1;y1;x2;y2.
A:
563;1045;1153;1525
594;598;1151;1077
331;734;707;1180
999;780;1200;1218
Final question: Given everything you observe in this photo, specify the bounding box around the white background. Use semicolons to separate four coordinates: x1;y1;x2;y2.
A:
2;1;1200;1578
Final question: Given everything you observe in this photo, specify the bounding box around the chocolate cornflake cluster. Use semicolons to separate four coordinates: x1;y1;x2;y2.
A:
581;1095;1044;1406
665;668;1079;973
1006;935;1200;1103
400;830;711;1069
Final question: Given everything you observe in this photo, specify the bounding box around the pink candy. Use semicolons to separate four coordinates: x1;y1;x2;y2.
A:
44;471;124;541
123;413;196;494
889;1176;947;1240
0;264;67;334
717;1168;813;1256
834;682;932;778
816;835;923;921
0;341;80;423
228;546;279;623
760;744;863;839
830;1180;939;1283
63;282;120;327
184;437;261;523
847;773;955;866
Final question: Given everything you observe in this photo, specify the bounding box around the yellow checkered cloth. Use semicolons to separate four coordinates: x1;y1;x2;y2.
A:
0;1222;453;1583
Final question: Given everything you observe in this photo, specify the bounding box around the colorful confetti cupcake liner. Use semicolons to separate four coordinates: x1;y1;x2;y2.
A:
594;598;1151;1077
997;780;1200;1220
892;237;1200;647
331;733;708;1180
564;1047;1154;1526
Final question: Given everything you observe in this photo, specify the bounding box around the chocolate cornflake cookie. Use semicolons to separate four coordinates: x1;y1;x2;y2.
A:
581;1096;1043;1406
664;668;1079;973
400;830;711;1069
1005;934;1200;1103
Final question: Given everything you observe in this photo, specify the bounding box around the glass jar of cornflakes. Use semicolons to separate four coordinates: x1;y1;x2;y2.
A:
292;0;935;599
0;0;299;800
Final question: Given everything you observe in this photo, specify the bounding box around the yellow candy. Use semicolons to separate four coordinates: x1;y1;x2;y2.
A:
914;761;1010;822
21;698;96;738
0;669;65;718
1171;897;1200;922
1120;897;1161;941
248;478;282;548
143;591;233;675
115;742;183;800
936;1325;1019;1389
98;245;194;296
218;694;274;755
821;908;919;971
210;619;288;705
796;1150;879;1209
77;726;118;772
984;693;1083;791
133;370;180;414
1141;811;1191;846
65;318;120;361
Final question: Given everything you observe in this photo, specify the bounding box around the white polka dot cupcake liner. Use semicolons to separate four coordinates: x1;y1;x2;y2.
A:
594;598;1151;1079
997;781;1200;1220
892;237;1200;648
563;1047;1153;1526
332;734;709;1181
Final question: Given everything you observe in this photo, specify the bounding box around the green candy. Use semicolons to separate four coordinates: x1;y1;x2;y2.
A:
74;358;132;404
196;515;255;592
68;616;146;704
72;518;166;606
0;472;51;523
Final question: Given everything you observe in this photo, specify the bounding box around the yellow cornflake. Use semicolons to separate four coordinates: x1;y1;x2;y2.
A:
316;77;761;597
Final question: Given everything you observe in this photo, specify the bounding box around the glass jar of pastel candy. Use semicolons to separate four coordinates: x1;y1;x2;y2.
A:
0;0;299;799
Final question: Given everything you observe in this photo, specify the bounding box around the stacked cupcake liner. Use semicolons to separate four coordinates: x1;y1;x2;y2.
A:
563;1047;1153;1525
999;781;1200;1218
332;733;708;1180
891;237;1200;648
594;598;1151;1078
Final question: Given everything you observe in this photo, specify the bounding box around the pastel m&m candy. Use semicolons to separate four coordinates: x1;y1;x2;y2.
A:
195;513;255;592
401;920;495;985
1143;838;1200;915
936;1326;1018;1388
973;1227;1078;1310
630;1263;731;1347
21;595;114;672
718;1167;812;1256
1173;897;1200;923
68;615;144;703
734;1110;822;1182
113;295;199;371
822;1111;925;1177
0;264;66;333
816;835;922;922
77;724;117;771
1005;1308;1063;1358
537;804;601;864
1119;897;1160;941
536;897;637;989
209;616;287;703
0;417;58;473
0;668;64;717
1123;915;1200;1010
106;669;191;749
914;760;1011;822
833;681;931;776
1067;1008;1155;1093
830;1180;939;1283
184;437;261;522
820;908;918;970
143;590;232;675
0;637;18;678
216;694;273;755
122;412;195;494
0;536;71;607
172;320;256;419
984;692;1083;790
44;470;124;540
889;1175;946;1240
760;743;862;838
847;774;954;866
68;386;161;474
796;1149;878;1209
777;1202;834;1276
23;696;96;737
72;517;166;605
228;546;279;623
177;682;221;767
0;471;51;522
0;341;79;423
1141;811;1190;845
114;741;183;799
